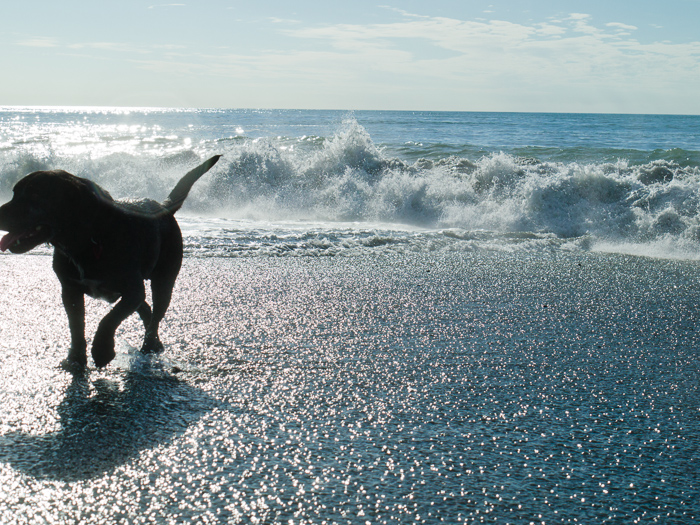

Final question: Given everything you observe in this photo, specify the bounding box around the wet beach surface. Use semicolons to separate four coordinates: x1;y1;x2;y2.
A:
1;251;700;523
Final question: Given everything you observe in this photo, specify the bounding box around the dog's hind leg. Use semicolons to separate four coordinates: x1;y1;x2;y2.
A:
141;221;183;355
92;283;146;367
141;273;176;354
137;302;153;326
137;301;164;353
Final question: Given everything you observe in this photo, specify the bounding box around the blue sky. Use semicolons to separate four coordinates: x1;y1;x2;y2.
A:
2;1;700;113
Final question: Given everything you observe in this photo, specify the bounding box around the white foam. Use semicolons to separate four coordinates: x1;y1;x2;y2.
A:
3;113;700;259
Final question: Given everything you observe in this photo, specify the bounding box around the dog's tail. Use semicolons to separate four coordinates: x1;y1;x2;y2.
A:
162;155;221;214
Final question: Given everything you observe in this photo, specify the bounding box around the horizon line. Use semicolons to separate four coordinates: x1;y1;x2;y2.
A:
1;104;699;118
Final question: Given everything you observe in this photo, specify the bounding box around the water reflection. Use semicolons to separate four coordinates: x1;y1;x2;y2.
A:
3;251;700;522
0;364;211;481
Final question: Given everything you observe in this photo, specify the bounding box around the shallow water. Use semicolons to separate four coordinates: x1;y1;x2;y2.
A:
1;250;699;523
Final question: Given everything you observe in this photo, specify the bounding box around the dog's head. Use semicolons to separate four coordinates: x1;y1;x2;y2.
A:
0;170;111;254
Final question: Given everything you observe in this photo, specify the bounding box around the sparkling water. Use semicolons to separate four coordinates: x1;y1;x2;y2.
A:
0;107;699;523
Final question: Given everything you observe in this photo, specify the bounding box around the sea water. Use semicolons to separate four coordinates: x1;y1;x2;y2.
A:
0;107;700;523
1;107;699;258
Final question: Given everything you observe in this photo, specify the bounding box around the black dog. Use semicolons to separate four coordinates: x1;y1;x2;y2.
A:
0;155;220;369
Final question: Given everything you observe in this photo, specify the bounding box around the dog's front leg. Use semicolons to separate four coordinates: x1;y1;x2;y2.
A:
61;284;87;369
54;252;89;371
92;285;145;368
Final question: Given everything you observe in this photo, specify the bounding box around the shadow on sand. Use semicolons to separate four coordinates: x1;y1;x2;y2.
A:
0;361;212;481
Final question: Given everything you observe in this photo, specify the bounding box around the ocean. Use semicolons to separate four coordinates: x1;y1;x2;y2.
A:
2;108;700;259
0;107;699;523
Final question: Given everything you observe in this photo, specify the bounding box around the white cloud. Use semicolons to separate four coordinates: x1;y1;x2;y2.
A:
269;18;302;25
9;9;700;112
16;37;59;48
566;13;600;34
16;37;181;56
148;4;185;9
265;10;700;111
379;6;430;19
67;42;151;54
535;23;567;37
607;22;638;31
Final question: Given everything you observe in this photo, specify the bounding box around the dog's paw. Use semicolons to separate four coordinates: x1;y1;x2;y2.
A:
66;342;87;363
141;335;165;354
91;336;116;368
60;357;87;375
61;343;87;373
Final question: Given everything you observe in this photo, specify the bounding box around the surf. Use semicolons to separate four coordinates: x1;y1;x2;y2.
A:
2;108;700;259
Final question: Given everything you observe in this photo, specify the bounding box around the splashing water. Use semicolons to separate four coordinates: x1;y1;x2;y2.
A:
1;108;700;258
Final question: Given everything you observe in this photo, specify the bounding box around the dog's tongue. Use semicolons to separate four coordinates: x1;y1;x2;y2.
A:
0;232;21;252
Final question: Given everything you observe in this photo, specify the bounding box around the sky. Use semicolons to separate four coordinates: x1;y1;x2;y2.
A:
2;1;700;114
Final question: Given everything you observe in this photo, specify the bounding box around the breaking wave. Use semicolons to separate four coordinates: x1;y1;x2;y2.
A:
1;112;700;258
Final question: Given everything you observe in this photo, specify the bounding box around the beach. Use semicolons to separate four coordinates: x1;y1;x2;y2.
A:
1;249;700;523
1;107;700;522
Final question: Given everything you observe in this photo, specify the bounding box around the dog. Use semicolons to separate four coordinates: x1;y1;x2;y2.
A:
0;155;221;369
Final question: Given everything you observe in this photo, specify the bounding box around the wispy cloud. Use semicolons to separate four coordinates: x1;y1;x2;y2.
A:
269;17;302;25
278;12;698;74
565;13;600;34
10;9;700;112
148;3;185;9
262;10;700;111
607;22;638;31
16;37;183;56
16;37;59;48
67;42;152;54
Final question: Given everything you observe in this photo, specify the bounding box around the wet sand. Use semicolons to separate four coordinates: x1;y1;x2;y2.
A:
1;251;700;523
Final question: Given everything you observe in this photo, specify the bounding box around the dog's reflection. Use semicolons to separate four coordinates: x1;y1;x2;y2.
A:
0;365;209;481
